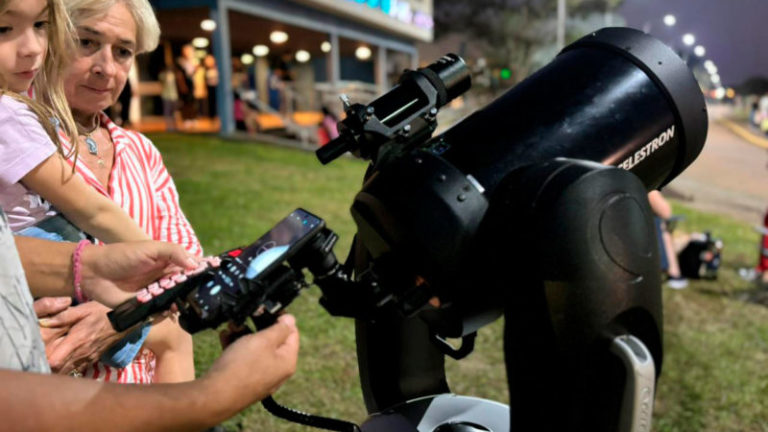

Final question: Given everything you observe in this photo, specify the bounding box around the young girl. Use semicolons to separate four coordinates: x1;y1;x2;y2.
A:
0;0;148;243
0;0;192;383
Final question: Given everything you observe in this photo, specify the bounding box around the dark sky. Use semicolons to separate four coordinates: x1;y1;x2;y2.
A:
618;0;768;86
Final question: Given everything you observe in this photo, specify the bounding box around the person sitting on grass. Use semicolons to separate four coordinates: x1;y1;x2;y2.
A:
648;191;688;289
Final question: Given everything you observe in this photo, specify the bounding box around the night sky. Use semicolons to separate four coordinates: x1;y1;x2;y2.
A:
619;0;768;86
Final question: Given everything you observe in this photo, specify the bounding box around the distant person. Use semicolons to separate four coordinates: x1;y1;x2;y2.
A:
648;191;688;289
759;94;768;136
204;54;219;119
268;68;284;112
160;65;179;131
193;58;208;118
750;101;761;129
318;106;339;146
176;44;198;128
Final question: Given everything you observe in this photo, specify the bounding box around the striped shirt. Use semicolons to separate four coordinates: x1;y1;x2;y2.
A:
60;113;202;384
59;113;202;256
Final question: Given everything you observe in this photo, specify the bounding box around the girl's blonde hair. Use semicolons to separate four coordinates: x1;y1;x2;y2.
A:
0;0;79;162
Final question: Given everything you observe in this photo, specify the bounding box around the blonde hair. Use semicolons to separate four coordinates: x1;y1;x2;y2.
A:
65;0;160;54
0;0;79;161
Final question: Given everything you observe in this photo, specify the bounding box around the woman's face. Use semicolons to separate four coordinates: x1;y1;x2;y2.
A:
63;1;136;115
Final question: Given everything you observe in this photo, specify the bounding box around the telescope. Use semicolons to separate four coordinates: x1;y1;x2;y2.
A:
109;27;707;431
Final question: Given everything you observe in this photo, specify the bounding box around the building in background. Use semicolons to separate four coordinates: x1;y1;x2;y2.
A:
142;0;433;143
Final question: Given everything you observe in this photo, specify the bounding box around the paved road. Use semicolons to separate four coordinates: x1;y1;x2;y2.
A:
665;105;768;225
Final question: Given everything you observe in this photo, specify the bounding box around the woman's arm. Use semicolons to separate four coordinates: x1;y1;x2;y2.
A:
21;153;150;243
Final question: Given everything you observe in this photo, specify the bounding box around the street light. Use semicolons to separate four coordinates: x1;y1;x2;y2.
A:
694;45;706;57
714;87;726;100
682;33;695;46
644;13;676;33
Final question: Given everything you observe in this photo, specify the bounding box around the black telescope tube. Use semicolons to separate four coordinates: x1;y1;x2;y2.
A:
433;27;708;193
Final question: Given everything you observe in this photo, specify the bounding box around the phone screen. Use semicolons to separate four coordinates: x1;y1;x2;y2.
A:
194;209;324;315
239;209;324;281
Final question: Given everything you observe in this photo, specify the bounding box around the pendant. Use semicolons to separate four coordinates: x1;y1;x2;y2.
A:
97;157;105;167
86;136;98;155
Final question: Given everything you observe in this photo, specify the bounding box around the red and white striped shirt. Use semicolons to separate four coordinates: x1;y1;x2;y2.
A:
60;113;202;383
59;113;202;256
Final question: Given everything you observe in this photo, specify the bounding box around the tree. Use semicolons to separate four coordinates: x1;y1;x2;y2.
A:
434;0;626;83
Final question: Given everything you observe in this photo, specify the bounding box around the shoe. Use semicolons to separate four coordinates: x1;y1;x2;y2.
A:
739;267;758;281
666;277;688;290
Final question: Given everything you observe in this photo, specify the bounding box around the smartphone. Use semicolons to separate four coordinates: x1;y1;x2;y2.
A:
191;208;325;315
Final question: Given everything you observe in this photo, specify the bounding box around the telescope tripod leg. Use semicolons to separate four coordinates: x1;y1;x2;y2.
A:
487;159;662;431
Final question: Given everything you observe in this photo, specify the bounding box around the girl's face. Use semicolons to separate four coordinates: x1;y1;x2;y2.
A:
0;0;48;92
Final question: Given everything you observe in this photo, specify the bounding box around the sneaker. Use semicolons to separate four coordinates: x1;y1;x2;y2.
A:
739;267;758;281
666;277;688;290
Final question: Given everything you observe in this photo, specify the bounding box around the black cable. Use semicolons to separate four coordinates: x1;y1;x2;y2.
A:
262;396;361;432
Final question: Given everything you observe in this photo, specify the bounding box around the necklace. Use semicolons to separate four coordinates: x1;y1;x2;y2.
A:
77;117;103;167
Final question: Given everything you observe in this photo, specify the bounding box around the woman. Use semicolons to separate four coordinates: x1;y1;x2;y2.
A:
38;0;201;383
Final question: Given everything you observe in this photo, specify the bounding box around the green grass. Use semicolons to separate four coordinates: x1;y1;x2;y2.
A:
151;133;768;431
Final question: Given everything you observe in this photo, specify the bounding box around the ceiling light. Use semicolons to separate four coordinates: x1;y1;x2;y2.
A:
270;31;289;44
200;19;216;32
295;50;311;63
355;46;372;61
240;53;254;65
253;44;269;57
192;37;209;49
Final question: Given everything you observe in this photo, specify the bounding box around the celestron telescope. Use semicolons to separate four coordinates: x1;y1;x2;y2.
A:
109;27;707;432
321;26;707;432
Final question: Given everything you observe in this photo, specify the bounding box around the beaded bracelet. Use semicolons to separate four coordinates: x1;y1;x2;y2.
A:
72;239;91;303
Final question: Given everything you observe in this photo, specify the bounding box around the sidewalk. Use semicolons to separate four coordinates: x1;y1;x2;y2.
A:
718;118;768;149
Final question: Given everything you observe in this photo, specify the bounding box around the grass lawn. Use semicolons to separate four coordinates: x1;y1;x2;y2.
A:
151;132;768;432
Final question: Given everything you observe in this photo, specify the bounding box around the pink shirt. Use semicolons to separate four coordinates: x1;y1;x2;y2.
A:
0;95;58;231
